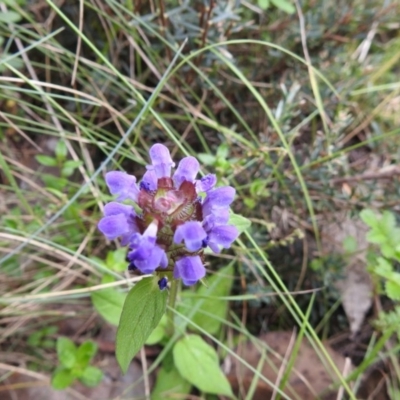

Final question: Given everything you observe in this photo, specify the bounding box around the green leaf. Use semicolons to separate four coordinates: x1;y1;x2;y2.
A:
191;264;234;335
258;0;270;9
197;153;216;166
152;363;192;399
360;209;376;226
173;335;232;397
374;257;393;278
0;11;21;23
41;174;68;190
145;314;168;345
249;178;268;197
106;248;129;272
229;213;251;234
35;155;58;167
61;160;83;177
216;143;229;159
91;277;127;326
51;368;76;390
55;140;68;161
116;277;168;373
76;341;98;367
270;0;295;13
386;281;400;301
57;337;77;369
79;366;103;387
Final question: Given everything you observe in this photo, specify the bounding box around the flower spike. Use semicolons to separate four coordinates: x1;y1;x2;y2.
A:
98;144;238;286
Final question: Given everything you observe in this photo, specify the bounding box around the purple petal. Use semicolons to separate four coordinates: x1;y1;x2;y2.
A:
105;171;139;202
133;246;167;274
207;225;239;253
128;221;158;260
98;214;131;240
141;170;157;191
195;174;217;192
202;186;236;215
104;202;134;217
173;156;199;188
148;144;175;179
202;209;230;232
174;256;205;286
173;221;207;252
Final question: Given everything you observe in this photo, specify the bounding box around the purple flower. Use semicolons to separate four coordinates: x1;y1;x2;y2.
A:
127;221;168;274
158;277;168;290
174;256;205;286
174;221;207;252
106;171;139;202
147;143;175;179
205;225;239;253
173;156;199;188
195;174;217;192
98;202;137;245
202;186;236;215
98;143;239;286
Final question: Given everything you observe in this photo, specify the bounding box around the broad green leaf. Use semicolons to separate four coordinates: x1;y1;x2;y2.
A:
41;173;68;190
229;213;251;234
145;314;168;345
76;341;98;367
106;248;129;272
35;155;58;167
216;143;229;159
381;211;396;232
91;275;127;326
61;167;75;177
374;257;392;277
151;364;192;399
116;277;168;373
79;366;103;387
51;368;75;390
360;209;378;228
62;160;83;176
197;153;216;166
191;264;234;335
0;11;21;23
57;337;77;369
55;140;68;161
270;0;295;13
381;242;396;259
258;0;270;9
173;335;232;397
386;281;400;301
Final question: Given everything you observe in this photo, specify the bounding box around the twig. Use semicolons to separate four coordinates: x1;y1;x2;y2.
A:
331;166;400;184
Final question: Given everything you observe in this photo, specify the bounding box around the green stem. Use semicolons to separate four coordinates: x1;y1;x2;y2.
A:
166;279;179;336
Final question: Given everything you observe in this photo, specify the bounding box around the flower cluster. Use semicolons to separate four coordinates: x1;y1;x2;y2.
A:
98;144;238;286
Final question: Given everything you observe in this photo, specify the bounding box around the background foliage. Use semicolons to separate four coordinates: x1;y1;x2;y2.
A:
0;0;399;398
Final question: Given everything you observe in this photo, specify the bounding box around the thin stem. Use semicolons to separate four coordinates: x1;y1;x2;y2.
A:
166;279;179;336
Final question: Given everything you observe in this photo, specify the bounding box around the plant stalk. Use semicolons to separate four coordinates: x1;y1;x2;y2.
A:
166;279;179;336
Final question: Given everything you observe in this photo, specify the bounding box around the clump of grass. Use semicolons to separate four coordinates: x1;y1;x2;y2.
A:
0;0;399;398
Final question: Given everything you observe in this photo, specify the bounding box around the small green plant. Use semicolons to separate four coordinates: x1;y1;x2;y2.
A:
35;139;83;192
51;337;103;390
28;326;58;349
360;209;400;335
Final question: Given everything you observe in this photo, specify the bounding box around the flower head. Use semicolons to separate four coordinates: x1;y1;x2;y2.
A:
98;144;239;286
